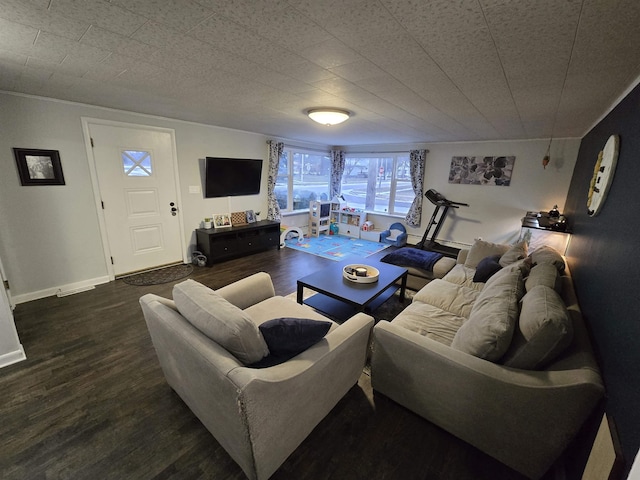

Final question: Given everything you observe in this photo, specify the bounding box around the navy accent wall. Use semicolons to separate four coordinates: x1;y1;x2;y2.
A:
564;82;640;475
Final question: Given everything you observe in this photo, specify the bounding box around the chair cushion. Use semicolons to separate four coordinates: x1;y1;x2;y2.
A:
473;254;502;283
499;240;528;267
452;266;524;361
173;279;269;365
249;318;332;368
464;239;509;269
387;228;405;240
502;285;573;369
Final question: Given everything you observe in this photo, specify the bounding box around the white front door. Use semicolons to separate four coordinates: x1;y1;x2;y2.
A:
88;122;183;276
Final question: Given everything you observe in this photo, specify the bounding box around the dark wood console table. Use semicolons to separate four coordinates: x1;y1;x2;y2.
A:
196;220;280;266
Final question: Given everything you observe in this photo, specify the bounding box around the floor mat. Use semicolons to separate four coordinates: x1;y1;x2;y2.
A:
284;234;390;261
121;263;193;286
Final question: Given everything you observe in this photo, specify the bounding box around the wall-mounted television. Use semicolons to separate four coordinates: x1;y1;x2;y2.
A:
204;157;263;198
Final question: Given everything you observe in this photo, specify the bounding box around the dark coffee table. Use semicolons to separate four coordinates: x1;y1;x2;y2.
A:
296;259;408;321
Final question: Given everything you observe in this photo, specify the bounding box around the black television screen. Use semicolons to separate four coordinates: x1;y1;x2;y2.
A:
204;157;263;198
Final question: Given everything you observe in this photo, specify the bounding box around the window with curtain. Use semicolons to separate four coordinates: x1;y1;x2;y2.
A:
275;148;331;212
341;153;412;215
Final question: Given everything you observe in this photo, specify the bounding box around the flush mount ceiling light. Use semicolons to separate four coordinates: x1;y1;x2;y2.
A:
307;108;350;126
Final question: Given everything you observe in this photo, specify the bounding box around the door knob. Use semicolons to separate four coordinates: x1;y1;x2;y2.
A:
170;206;178;216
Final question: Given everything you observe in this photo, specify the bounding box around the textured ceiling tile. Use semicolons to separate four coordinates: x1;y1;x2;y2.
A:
312;76;357;96
329;59;387;82
202;0;291;27
51;0;148;37
279;60;339;83
299;38;364;69
354;33;426;67
33;32;110;64
111;0;207;31
286;0;342;27
0;17;39;52
0;0;88;40
0;48;27;66
250;6;332;52
79;26;159;61
322;0;404;47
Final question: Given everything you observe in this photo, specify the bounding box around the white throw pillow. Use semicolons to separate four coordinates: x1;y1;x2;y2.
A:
464;239;509;269
525;263;561;293
499;240;528;267
451;266;524;361
530;245;566;272
173;279;269;364
502;285;573;369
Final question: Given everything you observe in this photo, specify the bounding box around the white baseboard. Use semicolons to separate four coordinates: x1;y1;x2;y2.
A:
0;345;26;369
12;276;111;304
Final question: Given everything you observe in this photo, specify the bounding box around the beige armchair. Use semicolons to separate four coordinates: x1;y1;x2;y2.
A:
140;272;373;480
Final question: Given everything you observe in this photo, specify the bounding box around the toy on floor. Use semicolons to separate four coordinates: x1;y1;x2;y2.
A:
380;222;407;247
280;226;305;247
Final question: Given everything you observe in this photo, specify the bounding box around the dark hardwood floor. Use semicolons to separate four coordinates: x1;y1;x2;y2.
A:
2;247;549;479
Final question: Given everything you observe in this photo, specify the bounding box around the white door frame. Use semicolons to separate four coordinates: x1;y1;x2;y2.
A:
81;117;187;280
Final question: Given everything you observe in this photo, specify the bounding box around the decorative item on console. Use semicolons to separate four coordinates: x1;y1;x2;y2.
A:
213;213;232;228
231;211;248;226
203;217;213;229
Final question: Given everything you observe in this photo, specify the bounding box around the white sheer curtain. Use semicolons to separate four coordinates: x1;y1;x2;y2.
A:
405;149;427;227
329;149;346;200
266;141;283;221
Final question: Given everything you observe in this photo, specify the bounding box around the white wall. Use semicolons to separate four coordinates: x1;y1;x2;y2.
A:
415;139;579;245
347;139;580;246
0;92;580;302
0;93;269;302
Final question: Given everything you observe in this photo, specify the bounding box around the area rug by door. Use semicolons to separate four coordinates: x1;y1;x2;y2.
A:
121;263;193;286
284;234;390;261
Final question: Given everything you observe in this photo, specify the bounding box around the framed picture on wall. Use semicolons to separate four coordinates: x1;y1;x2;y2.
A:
13;148;66;186
213;213;232;228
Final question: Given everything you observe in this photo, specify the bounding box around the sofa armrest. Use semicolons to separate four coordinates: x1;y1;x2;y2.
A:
216;272;275;309
228;312;374;480
371;320;604;479
456;248;469;264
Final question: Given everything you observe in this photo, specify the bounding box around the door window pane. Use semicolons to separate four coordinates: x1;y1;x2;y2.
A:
122;150;152;177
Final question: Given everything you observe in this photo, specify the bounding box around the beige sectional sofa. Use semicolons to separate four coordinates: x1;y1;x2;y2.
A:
371;240;605;479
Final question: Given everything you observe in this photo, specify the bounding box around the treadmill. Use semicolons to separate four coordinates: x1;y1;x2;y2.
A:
416;189;469;258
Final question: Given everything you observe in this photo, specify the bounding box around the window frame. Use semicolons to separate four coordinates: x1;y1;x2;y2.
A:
342;152;410;216
276;147;331;213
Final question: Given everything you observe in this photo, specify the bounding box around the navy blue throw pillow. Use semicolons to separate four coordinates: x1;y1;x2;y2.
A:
249;318;332;368
473;254;503;283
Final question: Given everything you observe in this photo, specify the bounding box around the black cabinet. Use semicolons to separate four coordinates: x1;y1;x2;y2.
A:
196;220;280;266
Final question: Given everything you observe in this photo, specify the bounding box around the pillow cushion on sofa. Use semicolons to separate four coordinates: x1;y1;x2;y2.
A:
501;285;573;369
249;317;332;368
525;263;561;293
464;239;509;269
452;266;525;361
499;240;528;267
473;254;503;283
173;279;269;365
530;245;565;272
